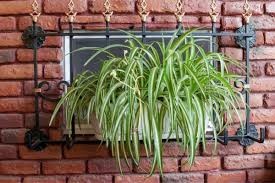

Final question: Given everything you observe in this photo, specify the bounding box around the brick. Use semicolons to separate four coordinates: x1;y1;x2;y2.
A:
0;0;40;15
0;145;17;159
0;176;21;183
49;129;63;141
134;158;178;173
64;144;111;158
266;2;275;15
145;0;177;13
19;16;59;31
44;64;63;79
252;16;275;30
251;62;263;77
264;93;275;108
222;17;242;30
0;114;23;128
0;98;35;113
0;33;23;47
112;15;145;24
1;128;27;143
0;161;40;175
219;32;236;47
42;100;56;112
228;61;263;77
44;0;87;13
162;173;204;183
44;37;62;47
250;46;275;60
162;142;185;157
251;109;275;123
265;62;275;76
203;142;243;156
266;126;275;139
246;140;275;154
251;78;275;92
207;171;246;183
224;154;265;169
88;158;131;174
17;48;63;62
19;145;62;160
223;1;263;15
0;17;16;30
61;15;104;24
68;175;112;183
0;49;16;63
153;15;199;24
181;156;220;171
115;175;159;183
221;47;243;60
256;31;265;46
0;64;42;79
265;32;275;45
247;169;275;183
89;0;134;13
25;112;60;128
184;0;221;14
42;160;85;175
266;154;275;168
231;94;262;109
0;82;22;97
250;93;263;108
23;176;66;183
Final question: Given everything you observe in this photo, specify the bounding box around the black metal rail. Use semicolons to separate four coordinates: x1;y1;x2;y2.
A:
22;14;265;151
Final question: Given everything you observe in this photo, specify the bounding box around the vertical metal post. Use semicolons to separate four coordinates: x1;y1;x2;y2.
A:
106;21;110;46
33;21;40;130
142;21;146;43
245;23;250;135
69;22;76;140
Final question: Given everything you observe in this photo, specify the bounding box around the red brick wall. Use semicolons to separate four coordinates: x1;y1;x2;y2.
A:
0;0;274;182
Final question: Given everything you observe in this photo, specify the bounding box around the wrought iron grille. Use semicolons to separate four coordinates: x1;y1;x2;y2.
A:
22;0;265;151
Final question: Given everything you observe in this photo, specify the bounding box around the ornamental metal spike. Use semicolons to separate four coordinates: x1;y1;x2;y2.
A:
242;0;252;24
30;0;40;22
174;0;185;23
138;0;149;22
209;0;219;23
66;0;77;23
103;0;113;22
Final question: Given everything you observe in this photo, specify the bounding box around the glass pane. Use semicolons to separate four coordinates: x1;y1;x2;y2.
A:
71;34;212;78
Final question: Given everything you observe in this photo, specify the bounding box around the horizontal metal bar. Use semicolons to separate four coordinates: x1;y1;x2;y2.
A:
27;134;254;146
32;31;254;38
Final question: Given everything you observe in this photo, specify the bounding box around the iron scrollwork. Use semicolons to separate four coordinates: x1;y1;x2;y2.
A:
234;24;256;48
37;81;71;102
22;26;46;49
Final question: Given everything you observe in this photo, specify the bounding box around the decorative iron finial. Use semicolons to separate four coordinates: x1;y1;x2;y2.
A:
243;0;252;24
209;0;219;23
30;0;40;23
103;0;113;22
138;0;149;22
174;0;185;23
66;0;77;23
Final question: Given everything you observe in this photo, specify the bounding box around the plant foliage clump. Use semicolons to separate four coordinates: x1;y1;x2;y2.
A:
50;30;243;174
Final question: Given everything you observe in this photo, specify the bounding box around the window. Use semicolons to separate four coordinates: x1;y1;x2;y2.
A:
63;31;214;136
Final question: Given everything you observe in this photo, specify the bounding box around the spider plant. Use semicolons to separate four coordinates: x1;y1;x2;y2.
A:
50;29;244;175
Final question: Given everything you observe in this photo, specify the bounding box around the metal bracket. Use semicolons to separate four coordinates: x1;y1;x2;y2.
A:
236;123;259;147
22;26;46;49
234;24;256;48
25;129;49;151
